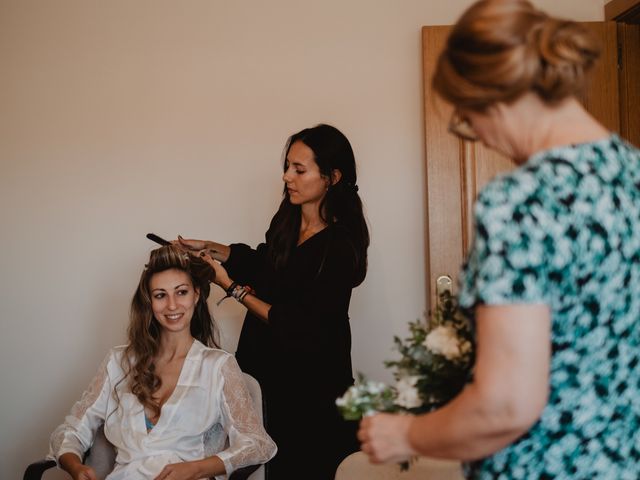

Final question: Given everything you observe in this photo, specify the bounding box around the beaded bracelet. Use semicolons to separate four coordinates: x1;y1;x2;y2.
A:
230;284;244;300
233;285;255;303
216;281;238;306
237;289;249;303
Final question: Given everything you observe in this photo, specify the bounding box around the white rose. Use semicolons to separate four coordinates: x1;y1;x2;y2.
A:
365;381;387;395
424;325;461;360
395;375;422;409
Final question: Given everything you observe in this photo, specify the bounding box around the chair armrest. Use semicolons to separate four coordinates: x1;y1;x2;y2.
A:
228;464;260;480
23;459;57;480
26;457;262;480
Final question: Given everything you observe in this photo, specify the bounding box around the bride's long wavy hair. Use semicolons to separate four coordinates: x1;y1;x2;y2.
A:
118;246;217;418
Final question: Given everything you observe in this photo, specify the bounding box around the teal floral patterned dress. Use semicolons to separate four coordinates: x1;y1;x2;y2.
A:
458;135;640;479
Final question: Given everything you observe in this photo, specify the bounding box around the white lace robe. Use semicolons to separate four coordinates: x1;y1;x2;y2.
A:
48;340;277;479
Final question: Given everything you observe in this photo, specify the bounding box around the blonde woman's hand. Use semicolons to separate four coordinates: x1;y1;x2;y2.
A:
358;413;417;464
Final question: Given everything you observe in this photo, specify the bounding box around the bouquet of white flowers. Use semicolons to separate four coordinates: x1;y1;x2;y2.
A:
336;292;473;470
385;290;474;413
335;374;398;420
337;290;475;423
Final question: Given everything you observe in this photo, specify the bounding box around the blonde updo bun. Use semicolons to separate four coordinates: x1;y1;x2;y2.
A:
433;0;600;110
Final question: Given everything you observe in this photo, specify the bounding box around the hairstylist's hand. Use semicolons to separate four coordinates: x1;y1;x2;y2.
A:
174;235;209;252
175;236;231;263
199;251;231;289
358;413;417;464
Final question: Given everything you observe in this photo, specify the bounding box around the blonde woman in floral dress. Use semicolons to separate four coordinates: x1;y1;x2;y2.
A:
358;1;640;478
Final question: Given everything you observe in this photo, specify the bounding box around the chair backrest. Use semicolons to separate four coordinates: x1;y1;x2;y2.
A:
84;425;115;478
86;372;265;480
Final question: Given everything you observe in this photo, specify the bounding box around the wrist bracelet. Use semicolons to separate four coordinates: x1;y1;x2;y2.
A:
216;281;238;306
216;281;255;305
225;282;238;296
234;285;255;303
237;289;249;303
230;284;244;301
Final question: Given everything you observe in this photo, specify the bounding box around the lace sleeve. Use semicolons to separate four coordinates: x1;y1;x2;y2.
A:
216;355;277;475
47;350;114;463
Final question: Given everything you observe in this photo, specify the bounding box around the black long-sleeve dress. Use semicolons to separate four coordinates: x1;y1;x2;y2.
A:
223;224;360;479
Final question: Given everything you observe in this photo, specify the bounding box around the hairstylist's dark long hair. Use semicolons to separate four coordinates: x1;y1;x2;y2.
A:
120;246;218;418
266;124;369;286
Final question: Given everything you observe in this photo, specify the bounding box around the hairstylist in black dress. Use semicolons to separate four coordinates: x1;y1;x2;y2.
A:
176;124;369;479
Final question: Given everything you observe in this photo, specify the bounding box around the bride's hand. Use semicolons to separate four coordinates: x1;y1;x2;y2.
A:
69;464;99;480
153;460;203;480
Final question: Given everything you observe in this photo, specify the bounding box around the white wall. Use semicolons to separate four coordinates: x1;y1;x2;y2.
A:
0;1;604;478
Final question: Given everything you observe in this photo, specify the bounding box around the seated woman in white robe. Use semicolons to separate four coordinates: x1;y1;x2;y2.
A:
48;245;277;480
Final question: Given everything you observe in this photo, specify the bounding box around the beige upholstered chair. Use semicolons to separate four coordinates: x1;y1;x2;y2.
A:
335;452;464;480
24;373;266;480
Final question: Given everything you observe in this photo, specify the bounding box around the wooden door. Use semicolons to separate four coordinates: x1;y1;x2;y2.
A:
422;22;623;310
618;22;640;147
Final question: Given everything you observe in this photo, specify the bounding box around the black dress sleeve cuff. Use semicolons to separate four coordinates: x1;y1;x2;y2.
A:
223;243;266;286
